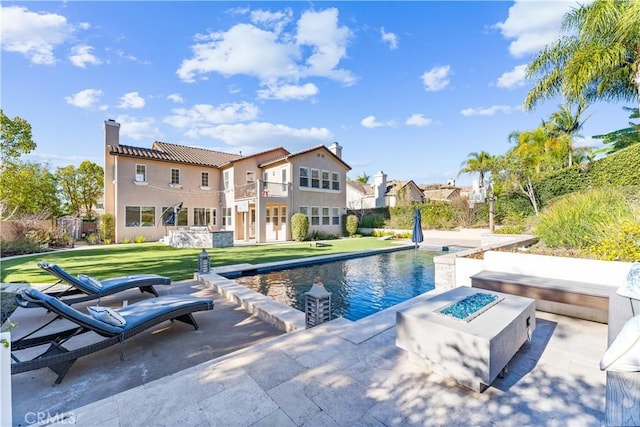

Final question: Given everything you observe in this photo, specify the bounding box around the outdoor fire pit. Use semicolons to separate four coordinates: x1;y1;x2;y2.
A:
396;286;536;392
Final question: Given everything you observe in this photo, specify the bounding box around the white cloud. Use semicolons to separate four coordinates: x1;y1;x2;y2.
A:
257;83;318;100
250;8;293;33
421;65;451;92
405;113;433;127
164;102;260;129
115;115;163;140
69;45;101;68
1;6;76;65
184;122;332;148
118;92;145;109
361;115;396;128
176;7;355;90
461;105;520;117
494;0;593;58
496;64;528;88
381;27;398;50
167;93;184;104
65;89;103;108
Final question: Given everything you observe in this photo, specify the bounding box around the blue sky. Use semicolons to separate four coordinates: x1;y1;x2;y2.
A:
1;1;631;186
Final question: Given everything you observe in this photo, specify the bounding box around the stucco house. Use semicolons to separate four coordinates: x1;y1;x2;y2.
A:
103;119;351;244
346;171;424;210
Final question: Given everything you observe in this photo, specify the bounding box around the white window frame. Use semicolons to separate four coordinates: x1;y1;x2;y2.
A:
331;172;340;191
322;171;330;190
332;207;340;225
311;207;320;225
322;207;330;225
135;164;147;183
223;170;230;190
201;172;210;188
299;167;309;188
170;168;180;186
311;169;320;189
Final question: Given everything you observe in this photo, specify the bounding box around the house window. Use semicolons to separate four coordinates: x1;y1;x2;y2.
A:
281;207;287;224
125;206;155;227
135;164;146;182
222;207;232;226
273;207;279;226
212;208;217;226
299;167;309;187
223;170;230;190
332;172;340;191
247;171;255;183
311;207;320;225
322;207;330;225
322;171;330;190
281;168;287;191
266;208;271;223
193;208;211;226
201;172;209;187
299;206;308;217
170;168;180;185
162;206;188;226
311;169;320;188
332;208;340;225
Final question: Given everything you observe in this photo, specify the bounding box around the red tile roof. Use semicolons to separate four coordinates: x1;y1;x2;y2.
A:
108;141;241;167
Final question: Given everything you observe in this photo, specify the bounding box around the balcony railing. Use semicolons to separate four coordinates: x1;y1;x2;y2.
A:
234;180;287;200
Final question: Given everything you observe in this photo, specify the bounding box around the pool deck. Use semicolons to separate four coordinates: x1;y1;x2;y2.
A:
11;229;610;426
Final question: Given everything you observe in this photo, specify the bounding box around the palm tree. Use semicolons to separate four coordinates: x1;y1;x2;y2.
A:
458;151;493;188
525;0;640;110
546;102;590;166
355;172;370;184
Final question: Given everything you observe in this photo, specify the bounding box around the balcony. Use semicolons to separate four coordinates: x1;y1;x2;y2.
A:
234;181;288;200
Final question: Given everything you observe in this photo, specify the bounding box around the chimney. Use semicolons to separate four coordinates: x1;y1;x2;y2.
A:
373;171;387;208
328;142;342;159
104;119;120;148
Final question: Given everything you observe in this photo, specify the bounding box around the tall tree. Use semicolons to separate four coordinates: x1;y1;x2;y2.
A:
546;102;589;166
355;172;370;184
525;0;640;110
458;151;494;188
593;107;640;154
0;110;36;165
0;161;60;219
56;161;104;218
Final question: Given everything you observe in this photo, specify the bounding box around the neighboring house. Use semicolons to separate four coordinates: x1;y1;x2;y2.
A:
421;187;461;202
346;171;425;209
103;119;351;243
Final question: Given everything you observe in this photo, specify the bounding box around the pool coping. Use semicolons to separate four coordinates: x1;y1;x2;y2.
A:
196;244;454;333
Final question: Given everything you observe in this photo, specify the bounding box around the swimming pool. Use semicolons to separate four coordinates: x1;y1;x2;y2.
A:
231;248;444;321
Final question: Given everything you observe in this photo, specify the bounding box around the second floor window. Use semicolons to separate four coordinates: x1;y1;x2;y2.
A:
135;164;146;182
311;169;320;188
171;168;180;185
223;170;230;190
299;167;309;187
332;172;340;191
201;172;209;187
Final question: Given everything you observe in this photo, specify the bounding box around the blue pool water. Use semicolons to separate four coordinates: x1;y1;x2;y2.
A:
232;248;445;321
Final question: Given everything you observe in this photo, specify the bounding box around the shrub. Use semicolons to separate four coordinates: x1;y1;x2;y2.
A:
309;231;340;240
121;238;132;244
345;214;358;236
0;238;42;257
495;224;526;234
534;187;635;249
134;235;146;243
587;219;640;262
359;213;387;228
291;213;309;241
86;233;100;245
99;214;115;243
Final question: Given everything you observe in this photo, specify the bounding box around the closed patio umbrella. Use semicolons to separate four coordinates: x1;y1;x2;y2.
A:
412;208;423;248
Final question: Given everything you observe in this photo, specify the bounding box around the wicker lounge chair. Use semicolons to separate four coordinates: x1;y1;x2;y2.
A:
36;261;171;305
11;287;214;384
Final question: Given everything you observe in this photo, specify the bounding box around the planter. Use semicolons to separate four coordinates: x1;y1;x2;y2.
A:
1;332;12;427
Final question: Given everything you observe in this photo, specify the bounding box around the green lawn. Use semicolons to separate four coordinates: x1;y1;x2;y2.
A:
1;238;400;284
